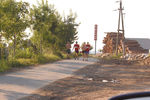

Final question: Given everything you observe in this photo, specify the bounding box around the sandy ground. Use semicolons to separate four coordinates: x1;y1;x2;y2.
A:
20;59;150;100
0;58;98;100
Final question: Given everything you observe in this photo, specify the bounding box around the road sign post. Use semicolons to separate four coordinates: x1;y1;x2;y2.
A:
94;24;98;55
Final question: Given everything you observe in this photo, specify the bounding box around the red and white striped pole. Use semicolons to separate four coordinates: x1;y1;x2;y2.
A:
94;24;98;55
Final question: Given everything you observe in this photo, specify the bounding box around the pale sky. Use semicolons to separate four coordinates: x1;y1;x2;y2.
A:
19;0;150;51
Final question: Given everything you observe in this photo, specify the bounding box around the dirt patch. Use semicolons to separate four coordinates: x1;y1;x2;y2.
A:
20;59;150;100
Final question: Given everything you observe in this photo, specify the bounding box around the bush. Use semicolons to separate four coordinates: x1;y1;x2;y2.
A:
36;55;47;63
61;52;74;59
0;59;10;72
62;53;68;59
15;48;33;59
54;51;63;58
8;59;24;67
17;58;35;66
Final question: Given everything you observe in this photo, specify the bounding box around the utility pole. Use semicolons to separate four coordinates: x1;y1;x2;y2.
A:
115;0;125;56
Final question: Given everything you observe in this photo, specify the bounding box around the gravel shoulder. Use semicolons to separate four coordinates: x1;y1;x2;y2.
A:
20;58;150;100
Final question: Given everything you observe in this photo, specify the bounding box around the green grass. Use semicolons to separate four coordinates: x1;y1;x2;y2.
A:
0;52;71;72
35;54;61;64
16;58;35;66
111;53;123;59
103;53;123;60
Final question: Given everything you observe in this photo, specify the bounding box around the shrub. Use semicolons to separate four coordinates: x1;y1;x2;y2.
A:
16;58;35;66
8;59;24;67
0;59;10;72
54;51;63;58
15;48;33;59
62;53;68;59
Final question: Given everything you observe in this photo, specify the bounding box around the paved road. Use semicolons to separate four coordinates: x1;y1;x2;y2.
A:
0;58;98;100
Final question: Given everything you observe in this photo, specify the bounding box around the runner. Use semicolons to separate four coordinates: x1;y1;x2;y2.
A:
81;42;86;61
65;42;71;58
85;42;91;61
73;41;80;60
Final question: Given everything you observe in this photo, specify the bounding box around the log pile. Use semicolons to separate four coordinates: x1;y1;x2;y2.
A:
140;56;150;65
124;54;149;60
103;32;148;54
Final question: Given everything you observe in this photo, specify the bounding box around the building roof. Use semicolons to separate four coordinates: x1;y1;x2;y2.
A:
127;38;150;49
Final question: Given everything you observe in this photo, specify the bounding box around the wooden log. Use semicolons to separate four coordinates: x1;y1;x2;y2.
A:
103;32;148;54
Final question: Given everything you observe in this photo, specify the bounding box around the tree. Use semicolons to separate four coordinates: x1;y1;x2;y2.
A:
30;0;57;54
0;0;30;57
56;11;79;50
31;0;79;54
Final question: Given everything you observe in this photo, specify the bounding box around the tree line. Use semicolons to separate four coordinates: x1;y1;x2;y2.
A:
0;0;79;59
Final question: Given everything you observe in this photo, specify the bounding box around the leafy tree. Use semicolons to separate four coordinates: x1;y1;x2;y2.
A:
30;0;57;54
0;0;30;57
53;11;79;51
30;0;79;54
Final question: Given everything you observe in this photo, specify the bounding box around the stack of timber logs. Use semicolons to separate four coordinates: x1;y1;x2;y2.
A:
103;32;148;54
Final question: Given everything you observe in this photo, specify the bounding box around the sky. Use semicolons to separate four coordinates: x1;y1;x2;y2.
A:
19;0;150;52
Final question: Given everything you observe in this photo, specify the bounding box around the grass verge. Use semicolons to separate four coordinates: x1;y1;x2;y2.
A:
0;52;69;72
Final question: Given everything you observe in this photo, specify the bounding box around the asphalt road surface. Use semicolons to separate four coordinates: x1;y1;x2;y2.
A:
0;57;98;100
